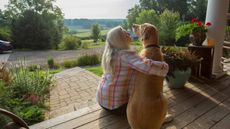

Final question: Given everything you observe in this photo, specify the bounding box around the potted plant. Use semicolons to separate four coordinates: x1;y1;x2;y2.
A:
176;18;212;46
162;47;199;89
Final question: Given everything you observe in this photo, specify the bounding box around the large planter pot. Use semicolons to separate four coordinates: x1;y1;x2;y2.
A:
166;68;191;89
190;32;206;46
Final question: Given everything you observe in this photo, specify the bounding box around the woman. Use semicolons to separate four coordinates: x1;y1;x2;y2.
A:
96;26;169;114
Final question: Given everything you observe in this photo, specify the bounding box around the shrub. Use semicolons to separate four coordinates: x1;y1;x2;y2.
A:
159;10;180;45
63;60;78;68
17;105;44;125
47;57;55;69
0;65;52;125
0;26;11;41
11;10;63;50
77;55;100;66
10;65;52;98
28;64;41;72
136;9;160;27
59;36;81;50
81;42;90;49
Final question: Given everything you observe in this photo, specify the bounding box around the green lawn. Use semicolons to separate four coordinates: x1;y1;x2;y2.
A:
85;66;103;76
75;29;109;38
81;39;105;49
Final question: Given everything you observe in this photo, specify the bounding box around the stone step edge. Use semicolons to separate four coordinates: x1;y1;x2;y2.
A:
30;104;101;129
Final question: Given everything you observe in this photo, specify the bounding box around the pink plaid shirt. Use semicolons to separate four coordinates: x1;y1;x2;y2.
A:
96;50;168;110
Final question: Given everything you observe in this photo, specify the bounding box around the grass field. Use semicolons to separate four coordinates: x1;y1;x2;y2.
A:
85;66;103;76
76;29;109;38
81;39;105;49
67;26;109;38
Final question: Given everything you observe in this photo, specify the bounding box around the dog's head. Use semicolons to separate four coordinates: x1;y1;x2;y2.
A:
133;23;159;45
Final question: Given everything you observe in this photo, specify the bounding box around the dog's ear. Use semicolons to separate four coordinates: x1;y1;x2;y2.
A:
142;26;151;41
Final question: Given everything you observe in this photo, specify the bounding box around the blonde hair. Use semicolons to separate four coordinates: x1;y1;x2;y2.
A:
102;26;129;74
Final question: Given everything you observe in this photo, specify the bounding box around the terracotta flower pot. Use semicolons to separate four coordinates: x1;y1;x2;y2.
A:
190;32;206;46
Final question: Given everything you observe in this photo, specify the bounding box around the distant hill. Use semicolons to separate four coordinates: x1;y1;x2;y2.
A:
64;19;124;30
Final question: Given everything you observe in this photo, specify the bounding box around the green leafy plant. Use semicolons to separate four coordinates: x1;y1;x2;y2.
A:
63;60;78;68
10;65;52;99
47;57;54;69
28;64;41;72
47;57;60;69
77;55;100;66
159;9;180;45
59;35;81;50
17;105;44;125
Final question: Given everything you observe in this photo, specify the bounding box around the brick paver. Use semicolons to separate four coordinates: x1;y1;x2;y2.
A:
49;67;100;118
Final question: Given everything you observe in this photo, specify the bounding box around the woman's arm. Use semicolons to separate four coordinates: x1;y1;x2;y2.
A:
120;51;169;77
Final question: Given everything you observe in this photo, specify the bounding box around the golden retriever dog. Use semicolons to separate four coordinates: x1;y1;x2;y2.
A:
0;62;11;85
127;23;167;129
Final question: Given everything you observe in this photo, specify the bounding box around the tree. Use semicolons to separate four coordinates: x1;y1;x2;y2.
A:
122;20;129;30
159;10;180;45
139;0;188;19
188;0;208;21
91;24;101;43
5;0;64;49
126;5;142;29
136;10;160;28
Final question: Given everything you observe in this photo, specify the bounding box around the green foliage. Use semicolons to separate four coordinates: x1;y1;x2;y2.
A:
85;66;103;76
122;20;129;30
77;55;100;66
162;47;199;78
0;65;52;125
63;60;78;68
136;10;160;27
176;24;192;41
47;57;55;69
127;5;142;29
63;55;101;68
17;105;44;125
91;24;101;42
28;65;41;72
159;10;180;45
81;42;90;49
59;35;81;50
176;19;210;41
6;0;64;50
0;26;11;41
189;0;208;21
10;65;52;98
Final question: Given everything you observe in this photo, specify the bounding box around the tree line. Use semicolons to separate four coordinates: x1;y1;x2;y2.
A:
0;0;64;50
121;0;210;46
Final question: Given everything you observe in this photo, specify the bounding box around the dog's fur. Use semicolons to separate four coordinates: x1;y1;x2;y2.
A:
127;23;167;129
0;62;11;85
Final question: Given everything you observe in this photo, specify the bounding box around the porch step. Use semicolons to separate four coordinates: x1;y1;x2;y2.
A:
30;104;101;129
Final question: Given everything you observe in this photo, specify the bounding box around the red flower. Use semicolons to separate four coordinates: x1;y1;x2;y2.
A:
192;18;197;23
206;22;212;26
197;21;203;26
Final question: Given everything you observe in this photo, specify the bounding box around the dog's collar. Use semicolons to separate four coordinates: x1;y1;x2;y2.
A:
144;44;160;49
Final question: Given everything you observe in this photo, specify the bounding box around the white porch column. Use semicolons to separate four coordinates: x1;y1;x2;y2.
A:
205;0;229;78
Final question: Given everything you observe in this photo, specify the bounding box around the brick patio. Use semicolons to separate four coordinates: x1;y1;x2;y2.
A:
49;67;100;118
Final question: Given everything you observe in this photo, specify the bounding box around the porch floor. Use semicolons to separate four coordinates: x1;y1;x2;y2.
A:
31;74;230;129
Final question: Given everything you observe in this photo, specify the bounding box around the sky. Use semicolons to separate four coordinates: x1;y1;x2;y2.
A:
0;0;139;19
